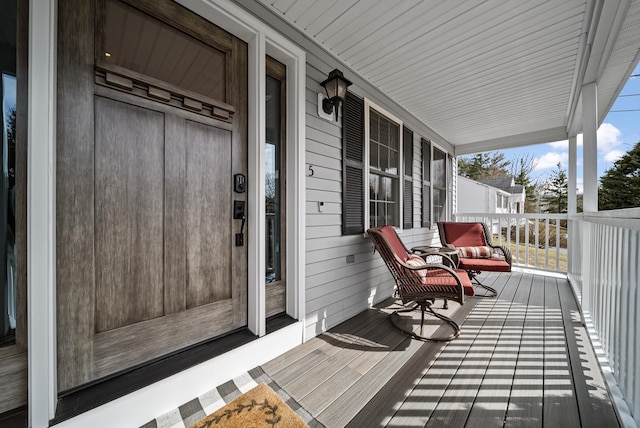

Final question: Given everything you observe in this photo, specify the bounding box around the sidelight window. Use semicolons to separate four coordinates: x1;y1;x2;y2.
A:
1;4;18;348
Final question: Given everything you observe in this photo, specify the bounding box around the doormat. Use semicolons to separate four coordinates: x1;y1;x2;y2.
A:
189;382;307;428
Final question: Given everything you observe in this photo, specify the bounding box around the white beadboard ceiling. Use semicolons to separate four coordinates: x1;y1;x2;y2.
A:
256;0;640;153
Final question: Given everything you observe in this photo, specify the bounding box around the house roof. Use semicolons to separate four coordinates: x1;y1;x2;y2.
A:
470;177;526;196
254;0;640;155
477;177;516;192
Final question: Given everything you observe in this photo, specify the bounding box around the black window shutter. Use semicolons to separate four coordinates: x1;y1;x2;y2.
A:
403;126;413;229
342;91;364;235
422;138;431;228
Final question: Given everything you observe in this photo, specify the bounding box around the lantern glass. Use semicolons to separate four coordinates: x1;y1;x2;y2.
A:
324;78;338;100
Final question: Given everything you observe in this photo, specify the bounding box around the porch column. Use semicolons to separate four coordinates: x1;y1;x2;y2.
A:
28;0;57;425
582;82;598;212
568;135;577;215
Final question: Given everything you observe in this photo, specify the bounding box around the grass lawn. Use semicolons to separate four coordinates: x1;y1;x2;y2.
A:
507;242;567;272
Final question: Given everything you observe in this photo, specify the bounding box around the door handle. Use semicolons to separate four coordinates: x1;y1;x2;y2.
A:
234;200;246;246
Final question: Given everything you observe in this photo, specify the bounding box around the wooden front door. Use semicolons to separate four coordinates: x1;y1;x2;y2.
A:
56;0;248;391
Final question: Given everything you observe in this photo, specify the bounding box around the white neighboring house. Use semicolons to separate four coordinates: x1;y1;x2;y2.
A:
457;176;526;233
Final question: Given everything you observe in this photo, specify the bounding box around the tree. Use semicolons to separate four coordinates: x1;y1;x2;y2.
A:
599;141;640;210
510;153;538;213
542;162;568;213
458;152;510;180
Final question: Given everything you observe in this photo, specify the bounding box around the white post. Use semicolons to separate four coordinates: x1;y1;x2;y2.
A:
568;135;577;215
28;0;57;425
568;135;577;276
582;82;598;212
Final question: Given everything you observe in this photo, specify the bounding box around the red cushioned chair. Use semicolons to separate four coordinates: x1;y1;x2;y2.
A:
368;225;475;341
437;222;512;297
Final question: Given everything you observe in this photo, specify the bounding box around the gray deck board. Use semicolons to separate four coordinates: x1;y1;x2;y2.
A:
422;271;518;427
543;277;582;427
464;273;533;428
557;275;620;428
504;273;545;428
261;270;621;428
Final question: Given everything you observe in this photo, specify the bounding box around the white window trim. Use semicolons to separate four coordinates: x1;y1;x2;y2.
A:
363;98;404;231
431;144;450;224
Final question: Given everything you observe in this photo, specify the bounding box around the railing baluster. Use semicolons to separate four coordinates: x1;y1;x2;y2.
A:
534;217;540;267
525;219;530;266
555;219;560;270
545;218;550;270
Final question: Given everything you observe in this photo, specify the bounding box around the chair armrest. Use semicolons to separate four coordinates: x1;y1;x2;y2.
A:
403;262;466;302
490;245;512;265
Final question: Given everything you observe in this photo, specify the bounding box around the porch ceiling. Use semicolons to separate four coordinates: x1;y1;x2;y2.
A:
256;0;640;154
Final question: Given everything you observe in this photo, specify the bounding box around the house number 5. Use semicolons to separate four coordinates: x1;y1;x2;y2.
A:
308;164;314;176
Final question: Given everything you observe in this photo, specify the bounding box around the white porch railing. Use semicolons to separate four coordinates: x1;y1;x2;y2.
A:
455;211;640;425
569;212;640;427
454;213;569;273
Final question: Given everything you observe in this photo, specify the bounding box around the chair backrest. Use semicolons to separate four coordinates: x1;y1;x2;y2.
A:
376;224;410;262
367;225;421;287
438;222;490;247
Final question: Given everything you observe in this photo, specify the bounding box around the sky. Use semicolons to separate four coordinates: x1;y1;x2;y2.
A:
479;62;640;194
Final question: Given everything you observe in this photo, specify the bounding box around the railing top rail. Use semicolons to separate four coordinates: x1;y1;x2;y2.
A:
455;213;568;220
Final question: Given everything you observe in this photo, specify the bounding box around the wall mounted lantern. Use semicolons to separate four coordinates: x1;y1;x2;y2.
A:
319;69;352;121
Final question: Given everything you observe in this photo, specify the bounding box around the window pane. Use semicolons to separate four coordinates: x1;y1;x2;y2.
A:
265;75;281;283
369;173;378;200
370;142;379;170
103;0;226;101
370;111;379;143
433;148;446;189
388;148;398;175
379;145;388;172
434;189;446;223
388;122;399;150
1;0;17;347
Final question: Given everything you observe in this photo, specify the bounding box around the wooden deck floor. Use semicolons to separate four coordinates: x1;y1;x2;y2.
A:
261;270;620;427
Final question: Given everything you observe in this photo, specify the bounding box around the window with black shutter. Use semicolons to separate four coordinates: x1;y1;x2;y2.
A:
403;126;413;229
342;92;364;235
422;138;432;228
342;93;445;233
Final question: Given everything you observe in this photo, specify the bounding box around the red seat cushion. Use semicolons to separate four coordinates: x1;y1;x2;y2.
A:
458;257;511;272
442;223;487;247
421;268;475;296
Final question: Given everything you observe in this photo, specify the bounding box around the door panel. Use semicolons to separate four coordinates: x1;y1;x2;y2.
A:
94;96;165;332
185;120;232;307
